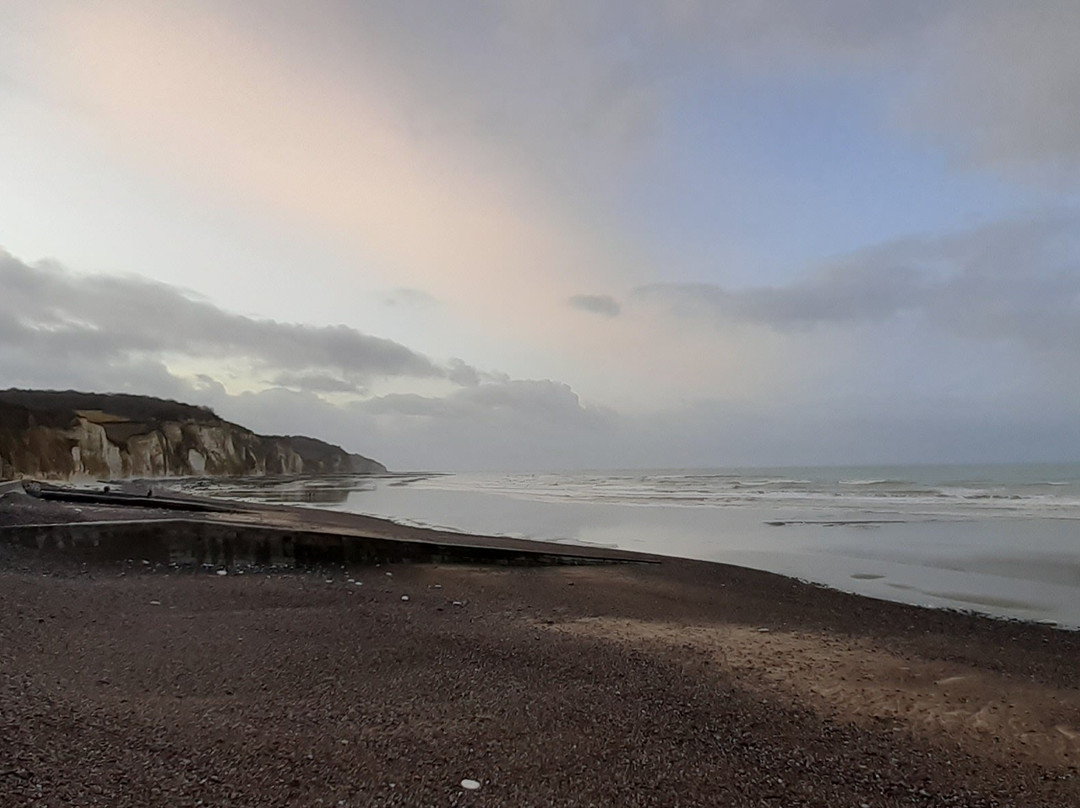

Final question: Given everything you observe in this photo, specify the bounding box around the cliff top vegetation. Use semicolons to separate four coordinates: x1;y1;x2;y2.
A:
0;389;221;426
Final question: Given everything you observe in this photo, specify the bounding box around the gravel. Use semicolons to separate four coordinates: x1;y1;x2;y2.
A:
1;549;1078;806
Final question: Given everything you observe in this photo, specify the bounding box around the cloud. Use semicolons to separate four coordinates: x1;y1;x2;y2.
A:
15;0;1080;414
383;288;438;308
366;0;1080;181
27;1;637;359
196;378;618;471
269;372;362;394
197;211;1080;471
5;237;1078;472
346;379;618;470
668;1;1080;179
0;246;629;470
636;264;925;328
357;379;609;426
568;294;621;317
637;213;1080;362
445;358;482;387
899;3;1080;178
0;248;470;390
205;372;1080;472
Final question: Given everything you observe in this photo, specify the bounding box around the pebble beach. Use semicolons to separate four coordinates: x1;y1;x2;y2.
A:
3;505;1080;806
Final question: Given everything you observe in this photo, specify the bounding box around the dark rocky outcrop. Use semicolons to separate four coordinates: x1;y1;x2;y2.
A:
0;389;386;480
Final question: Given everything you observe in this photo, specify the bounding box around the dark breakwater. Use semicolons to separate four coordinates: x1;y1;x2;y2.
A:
0;518;640;569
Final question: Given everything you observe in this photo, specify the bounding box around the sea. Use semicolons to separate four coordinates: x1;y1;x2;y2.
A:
173;463;1080;628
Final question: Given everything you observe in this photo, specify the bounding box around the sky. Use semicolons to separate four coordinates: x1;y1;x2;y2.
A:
2;1;1080;471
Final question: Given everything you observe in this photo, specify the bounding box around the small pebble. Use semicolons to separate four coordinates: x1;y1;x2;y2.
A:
461;779;481;791
216;570;228;576
149;600;161;606
401;595;410;601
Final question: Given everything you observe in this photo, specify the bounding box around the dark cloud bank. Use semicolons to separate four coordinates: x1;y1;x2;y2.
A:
637;214;1080;363
0;249;461;394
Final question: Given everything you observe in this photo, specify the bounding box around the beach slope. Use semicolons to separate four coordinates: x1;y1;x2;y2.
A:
3;513;1080;806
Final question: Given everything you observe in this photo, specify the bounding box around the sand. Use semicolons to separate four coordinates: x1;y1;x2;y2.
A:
2;498;1080;805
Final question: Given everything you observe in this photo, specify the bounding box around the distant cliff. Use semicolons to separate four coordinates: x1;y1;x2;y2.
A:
0;389;386;481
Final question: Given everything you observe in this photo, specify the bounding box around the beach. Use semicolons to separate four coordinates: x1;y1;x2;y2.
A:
3;491;1080;806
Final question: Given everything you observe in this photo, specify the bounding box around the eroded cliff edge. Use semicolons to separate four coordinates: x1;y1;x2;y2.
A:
0;389;386;480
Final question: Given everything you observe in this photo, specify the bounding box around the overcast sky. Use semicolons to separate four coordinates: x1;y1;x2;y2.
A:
2;1;1080;470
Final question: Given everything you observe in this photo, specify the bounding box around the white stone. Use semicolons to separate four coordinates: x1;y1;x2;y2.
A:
460;779;481;791
401;595;410;601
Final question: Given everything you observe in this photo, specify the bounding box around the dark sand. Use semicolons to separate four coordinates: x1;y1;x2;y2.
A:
3;494;1080;806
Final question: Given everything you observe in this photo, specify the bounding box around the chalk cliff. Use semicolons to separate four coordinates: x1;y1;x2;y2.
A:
0;389;386;481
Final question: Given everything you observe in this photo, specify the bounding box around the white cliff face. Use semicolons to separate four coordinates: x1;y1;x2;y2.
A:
66;419;125;478
186;448;207;475
127;432;167;477
23;417;253;479
61;419;310;478
0;395;384;480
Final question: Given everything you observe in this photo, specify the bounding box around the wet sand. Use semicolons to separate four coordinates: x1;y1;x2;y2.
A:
3;495;1080;805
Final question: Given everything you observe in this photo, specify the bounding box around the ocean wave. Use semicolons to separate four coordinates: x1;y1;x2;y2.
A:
838;479;902;486
730;479;812;488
